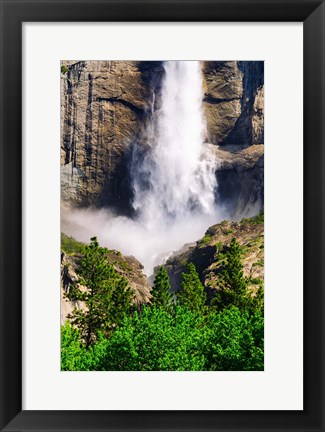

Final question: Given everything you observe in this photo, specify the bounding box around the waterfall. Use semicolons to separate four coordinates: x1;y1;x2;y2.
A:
132;61;217;230
62;61;223;275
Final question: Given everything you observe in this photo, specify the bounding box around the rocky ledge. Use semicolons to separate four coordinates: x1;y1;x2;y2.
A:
164;214;264;301
60;234;151;323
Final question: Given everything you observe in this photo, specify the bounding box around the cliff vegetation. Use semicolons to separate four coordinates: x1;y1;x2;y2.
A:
61;214;264;371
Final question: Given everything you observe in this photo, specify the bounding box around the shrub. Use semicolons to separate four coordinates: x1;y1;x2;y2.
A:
61;233;84;256
199;234;212;245
61;65;69;74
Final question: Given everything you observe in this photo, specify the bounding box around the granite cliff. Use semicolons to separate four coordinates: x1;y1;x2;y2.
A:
61;60;264;215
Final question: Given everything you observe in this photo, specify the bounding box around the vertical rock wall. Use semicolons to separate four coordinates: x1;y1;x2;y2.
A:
61;61;264;212
202;61;264;145
61;60;163;210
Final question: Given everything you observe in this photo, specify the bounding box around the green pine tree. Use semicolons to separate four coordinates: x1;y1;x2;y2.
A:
152;266;172;310
66;237;134;347
110;275;134;328
214;237;249;310
253;285;264;314
177;262;206;313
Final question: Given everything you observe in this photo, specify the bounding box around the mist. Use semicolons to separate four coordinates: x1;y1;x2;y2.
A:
61;206;226;276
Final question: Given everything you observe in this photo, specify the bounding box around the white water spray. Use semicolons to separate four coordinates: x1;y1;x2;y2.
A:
63;61;224;275
132;61;217;227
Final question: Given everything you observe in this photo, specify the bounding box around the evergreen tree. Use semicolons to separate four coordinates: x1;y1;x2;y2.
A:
152;266;172;310
110;275;134;328
253;285;264;314
177;262;206;313
214;237;250;310
66;237;134;347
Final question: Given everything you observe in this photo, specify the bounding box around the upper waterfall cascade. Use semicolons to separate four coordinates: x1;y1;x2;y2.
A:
132;61;218;230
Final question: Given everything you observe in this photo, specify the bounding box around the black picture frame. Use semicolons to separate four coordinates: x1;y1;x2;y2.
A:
0;0;324;431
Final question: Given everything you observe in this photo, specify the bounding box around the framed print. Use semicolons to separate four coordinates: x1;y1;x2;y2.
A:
0;0;324;431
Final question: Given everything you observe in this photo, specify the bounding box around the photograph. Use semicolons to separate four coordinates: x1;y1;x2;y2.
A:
60;60;264;371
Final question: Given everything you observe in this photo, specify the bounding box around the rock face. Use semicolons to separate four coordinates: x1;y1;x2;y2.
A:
61;61;163;210
61;61;264;213
203;61;243;144
202;61;264;145
61;252;83;324
164;215;264;300
209;144;264;216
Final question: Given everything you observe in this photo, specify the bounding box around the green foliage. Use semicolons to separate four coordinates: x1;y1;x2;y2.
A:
61;306;264;371
61;322;109;371
213;238;250;310
203;307;264;370
253;258;264;267
110;273;135;329
199;233;212;245
250;277;264;285
61;233;84;256
213;237;264;313
253;286;264;314
60;322;96;370
215;241;224;254
179;258;188;267
224;228;234;235
177;263;206;313
61;65;69;74
100;306;206;371
240;211;264;226
118;259;131;272
66;237;134;346
152;266;172;309
61;230;264;371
